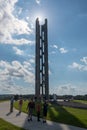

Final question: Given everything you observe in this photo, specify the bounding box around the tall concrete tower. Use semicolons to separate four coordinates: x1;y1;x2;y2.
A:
35;18;49;100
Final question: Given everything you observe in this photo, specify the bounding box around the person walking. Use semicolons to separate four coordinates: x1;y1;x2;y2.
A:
43;100;48;123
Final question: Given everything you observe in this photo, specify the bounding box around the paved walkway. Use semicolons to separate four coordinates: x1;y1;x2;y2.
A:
0;101;87;130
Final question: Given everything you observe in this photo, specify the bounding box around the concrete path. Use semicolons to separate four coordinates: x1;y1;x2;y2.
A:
0;101;87;130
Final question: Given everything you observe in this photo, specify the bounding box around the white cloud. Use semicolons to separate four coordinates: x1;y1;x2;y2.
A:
80;57;87;65
36;0;41;4
50;44;58;49
53;45;58;49
23;61;33;71
28;54;35;58
0;60;35;94
13;46;24;55
0;0;33;45
49;44;58;55
0;60;35;85
59;48;68;54
50;83;76;95
50;45;69;55
0;83;34;94
49;70;52;75
50;83;87;95
58;84;76;95
29;59;35;64
69;62;84;70
69;57;87;71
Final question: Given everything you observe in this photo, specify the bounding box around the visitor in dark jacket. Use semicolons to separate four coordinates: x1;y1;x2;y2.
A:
27;99;35;121
43;100;48;123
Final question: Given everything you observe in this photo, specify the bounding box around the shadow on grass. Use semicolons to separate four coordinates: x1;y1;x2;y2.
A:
48;102;87;129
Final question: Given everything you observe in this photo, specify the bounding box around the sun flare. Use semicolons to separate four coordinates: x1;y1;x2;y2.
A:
34;13;45;24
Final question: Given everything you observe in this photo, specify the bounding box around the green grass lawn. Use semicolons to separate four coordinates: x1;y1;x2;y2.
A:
14;100;87;129
0;118;25;130
73;100;87;104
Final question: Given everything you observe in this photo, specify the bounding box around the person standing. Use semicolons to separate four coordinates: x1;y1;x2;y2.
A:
10;96;14;112
36;100;41;121
43;100;48;123
19;97;23;114
27;99;35;121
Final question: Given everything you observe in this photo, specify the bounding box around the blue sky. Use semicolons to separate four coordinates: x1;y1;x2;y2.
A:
0;0;87;95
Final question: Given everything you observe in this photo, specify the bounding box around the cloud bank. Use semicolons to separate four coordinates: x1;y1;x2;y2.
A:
0;0;33;45
0;60;35;94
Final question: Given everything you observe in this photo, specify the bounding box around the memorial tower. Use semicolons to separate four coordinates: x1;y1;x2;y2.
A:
35;18;49;99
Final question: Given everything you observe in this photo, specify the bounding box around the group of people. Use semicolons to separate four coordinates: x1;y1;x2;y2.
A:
26;98;48;123
10;96;48;123
10;96;23;114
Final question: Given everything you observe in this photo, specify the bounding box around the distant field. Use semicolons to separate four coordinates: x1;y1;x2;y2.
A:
14;100;87;129
73;100;87;104
0;118;25;130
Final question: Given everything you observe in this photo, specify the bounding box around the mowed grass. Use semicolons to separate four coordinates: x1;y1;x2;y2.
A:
47;103;87;128
73;100;87;104
14;100;87;129
0;118;25;130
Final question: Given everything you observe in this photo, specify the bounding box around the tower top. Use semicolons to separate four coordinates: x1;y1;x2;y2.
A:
36;18;47;25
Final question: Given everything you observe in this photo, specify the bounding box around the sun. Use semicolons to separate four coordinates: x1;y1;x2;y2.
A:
37;15;43;23
30;12;47;27
34;13;45;24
